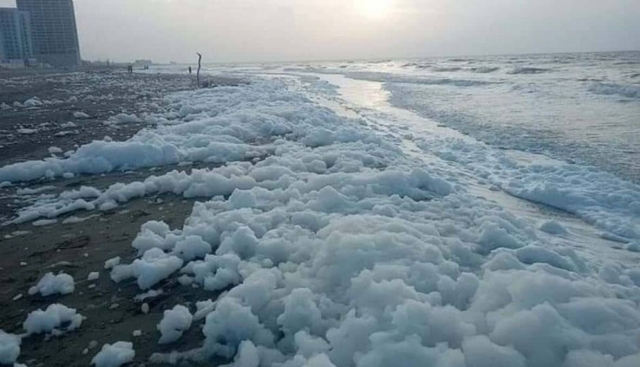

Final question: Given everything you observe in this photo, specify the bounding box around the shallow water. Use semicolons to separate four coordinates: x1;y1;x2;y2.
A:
284;51;640;183
302;72;640;267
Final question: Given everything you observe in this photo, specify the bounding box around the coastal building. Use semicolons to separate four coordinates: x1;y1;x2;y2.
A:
0;7;34;67
16;0;81;67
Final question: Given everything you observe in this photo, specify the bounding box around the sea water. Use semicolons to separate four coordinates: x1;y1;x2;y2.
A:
285;51;640;183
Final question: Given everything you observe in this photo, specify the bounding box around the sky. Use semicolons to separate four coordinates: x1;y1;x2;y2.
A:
1;0;639;63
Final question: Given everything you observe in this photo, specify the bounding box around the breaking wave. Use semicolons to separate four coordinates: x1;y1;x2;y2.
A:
402;62;432;69
432;66;462;72
470;66;500;73
284;68;495;87
340;72;494;87
589;82;640;100
508;67;551;75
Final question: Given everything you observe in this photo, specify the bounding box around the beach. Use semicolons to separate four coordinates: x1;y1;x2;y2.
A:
0;58;639;367
0;70;238;366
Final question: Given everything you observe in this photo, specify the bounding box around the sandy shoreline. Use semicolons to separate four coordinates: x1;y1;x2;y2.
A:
0;71;241;366
0;71;195;166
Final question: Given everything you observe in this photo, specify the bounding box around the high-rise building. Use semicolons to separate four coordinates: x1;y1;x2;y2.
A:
16;0;81;67
0;7;34;65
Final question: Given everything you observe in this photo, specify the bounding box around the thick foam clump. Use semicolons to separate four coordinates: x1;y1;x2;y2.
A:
107;113;142;124
157;305;193;344
113;175;640;366
0;330;21;365
91;342;135;367
28;272;75;297
110;248;183;290
23;304;83;336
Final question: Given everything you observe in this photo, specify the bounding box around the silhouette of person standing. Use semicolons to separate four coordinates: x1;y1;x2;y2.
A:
188;66;192;74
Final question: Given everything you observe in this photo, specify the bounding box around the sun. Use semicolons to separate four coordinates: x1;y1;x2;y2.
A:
354;0;395;20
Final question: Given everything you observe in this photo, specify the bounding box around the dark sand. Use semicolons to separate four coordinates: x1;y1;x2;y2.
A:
0;71;194;166
0;71;241;366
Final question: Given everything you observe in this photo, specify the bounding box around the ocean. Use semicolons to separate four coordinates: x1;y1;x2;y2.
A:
284;51;640;183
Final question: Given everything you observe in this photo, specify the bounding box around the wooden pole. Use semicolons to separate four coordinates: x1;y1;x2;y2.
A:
196;53;202;88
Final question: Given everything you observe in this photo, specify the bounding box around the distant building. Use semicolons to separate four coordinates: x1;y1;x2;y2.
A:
16;0;81;67
0;7;34;66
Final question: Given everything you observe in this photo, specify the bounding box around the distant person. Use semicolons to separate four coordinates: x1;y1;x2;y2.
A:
188;66;192;74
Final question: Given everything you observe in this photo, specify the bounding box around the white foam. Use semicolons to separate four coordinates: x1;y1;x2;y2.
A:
0;330;20;365
110;248;183;289
107;113;142;124
91;342;135;367
28;272;74;297
104;256;121;270
157;305;192;344
23;304;83;335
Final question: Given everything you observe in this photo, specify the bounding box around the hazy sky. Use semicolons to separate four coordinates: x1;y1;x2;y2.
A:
1;0;639;63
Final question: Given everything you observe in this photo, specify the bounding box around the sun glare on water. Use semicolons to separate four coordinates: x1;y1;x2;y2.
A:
354;0;395;20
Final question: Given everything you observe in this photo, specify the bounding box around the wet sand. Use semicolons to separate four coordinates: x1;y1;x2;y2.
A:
0;71;241;366
1;72;193;166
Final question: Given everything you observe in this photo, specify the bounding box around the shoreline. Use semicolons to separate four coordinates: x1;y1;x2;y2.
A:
1;60;639;367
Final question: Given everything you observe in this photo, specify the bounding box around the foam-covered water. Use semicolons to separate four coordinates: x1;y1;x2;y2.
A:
283;51;640;183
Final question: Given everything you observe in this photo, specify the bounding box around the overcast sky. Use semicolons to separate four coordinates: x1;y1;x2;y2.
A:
1;0;639;63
